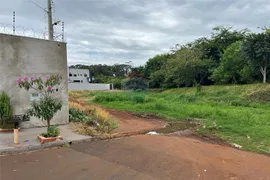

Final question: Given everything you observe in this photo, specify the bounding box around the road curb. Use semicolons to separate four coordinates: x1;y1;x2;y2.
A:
0;130;153;155
0;137;94;155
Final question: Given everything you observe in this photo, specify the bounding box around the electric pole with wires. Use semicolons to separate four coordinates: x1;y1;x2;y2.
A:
28;0;62;41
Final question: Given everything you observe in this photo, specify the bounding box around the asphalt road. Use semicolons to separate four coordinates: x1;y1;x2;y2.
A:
1;135;270;180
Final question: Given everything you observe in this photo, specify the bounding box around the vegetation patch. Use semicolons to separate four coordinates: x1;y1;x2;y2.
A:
247;87;270;102
0;92;13;129
130;94;145;104
78;84;270;154
67;26;270;154
69;108;90;122
70;122;99;136
41;126;60;137
69;96;118;136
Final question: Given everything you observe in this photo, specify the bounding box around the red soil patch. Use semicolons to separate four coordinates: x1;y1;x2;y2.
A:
106;109;166;134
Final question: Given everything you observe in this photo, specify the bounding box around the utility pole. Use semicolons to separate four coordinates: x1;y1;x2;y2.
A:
47;0;53;40
28;0;62;41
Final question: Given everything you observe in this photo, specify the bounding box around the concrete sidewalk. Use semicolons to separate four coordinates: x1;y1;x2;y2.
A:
0;125;92;154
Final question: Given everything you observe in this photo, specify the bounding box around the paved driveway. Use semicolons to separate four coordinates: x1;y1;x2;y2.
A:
1;135;270;180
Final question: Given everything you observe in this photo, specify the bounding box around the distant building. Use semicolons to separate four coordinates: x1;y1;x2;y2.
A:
68;68;92;84
68;68;112;91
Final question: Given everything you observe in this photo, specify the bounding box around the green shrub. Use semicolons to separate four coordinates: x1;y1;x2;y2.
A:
69;108;90;122
131;95;145;104
123;77;148;91
111;78;124;89
41;125;60;137
0;92;13;129
0;92;13;120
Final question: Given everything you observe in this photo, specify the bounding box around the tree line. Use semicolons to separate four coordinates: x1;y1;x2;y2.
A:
136;26;270;89
70;26;270;89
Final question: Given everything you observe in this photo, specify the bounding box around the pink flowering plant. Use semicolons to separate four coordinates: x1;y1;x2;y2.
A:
16;74;63;134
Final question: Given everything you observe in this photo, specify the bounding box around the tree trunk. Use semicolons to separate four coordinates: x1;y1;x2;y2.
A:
263;73;267;84
47;120;50;131
232;76;237;84
260;67;267;84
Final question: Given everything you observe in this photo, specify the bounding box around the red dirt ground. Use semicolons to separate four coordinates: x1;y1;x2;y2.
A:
106;109;167;133
105;109;232;147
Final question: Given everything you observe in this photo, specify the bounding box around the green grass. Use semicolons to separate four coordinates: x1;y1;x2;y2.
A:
75;84;270;154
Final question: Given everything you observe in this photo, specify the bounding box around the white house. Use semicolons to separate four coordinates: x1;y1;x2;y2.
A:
68;68;112;91
68;68;92;84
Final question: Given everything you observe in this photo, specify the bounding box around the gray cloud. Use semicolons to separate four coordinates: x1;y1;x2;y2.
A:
0;0;269;66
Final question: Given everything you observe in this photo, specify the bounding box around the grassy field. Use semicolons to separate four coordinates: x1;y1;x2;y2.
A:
70;84;270;154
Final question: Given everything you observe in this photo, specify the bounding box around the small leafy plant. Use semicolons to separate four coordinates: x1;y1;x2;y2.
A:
123;77;148;91
16;74;62;136
0;92;13;129
69;108;90;122
41;125;60;137
0;92;13;120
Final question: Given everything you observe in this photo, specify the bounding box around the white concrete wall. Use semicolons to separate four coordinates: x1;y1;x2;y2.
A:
68;83;111;91
0;33;68;128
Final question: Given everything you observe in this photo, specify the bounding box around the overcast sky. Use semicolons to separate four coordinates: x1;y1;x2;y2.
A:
0;0;269;66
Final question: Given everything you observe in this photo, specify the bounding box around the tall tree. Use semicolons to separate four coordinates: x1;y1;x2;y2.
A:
211;41;252;84
144;54;168;78
131;66;145;75
241;31;270;83
164;47;213;88
149;70;165;88
192;26;249;66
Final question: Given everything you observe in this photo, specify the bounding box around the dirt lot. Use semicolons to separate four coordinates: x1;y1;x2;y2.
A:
107;109;166;133
105;108;232;147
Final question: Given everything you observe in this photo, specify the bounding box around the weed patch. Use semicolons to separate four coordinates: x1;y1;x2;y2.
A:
247;87;270;102
80;84;270;154
69;96;119;135
130;95;145;104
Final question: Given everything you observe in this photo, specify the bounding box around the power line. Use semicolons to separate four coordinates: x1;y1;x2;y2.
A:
28;0;48;13
27;0;63;41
